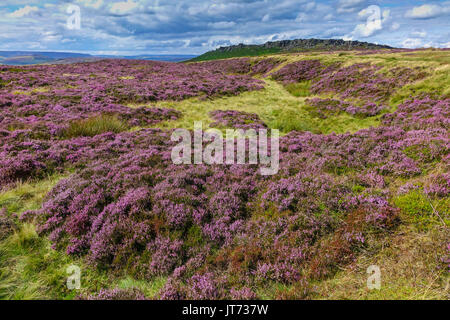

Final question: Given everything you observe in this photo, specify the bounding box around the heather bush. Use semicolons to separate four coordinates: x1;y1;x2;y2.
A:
305;98;387;119
271;60;333;84
309;63;428;103
209;110;267;130
0;208;17;241
19;95;449;298
80;288;147;300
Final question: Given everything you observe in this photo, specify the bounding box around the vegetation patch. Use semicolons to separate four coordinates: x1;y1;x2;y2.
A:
61;114;130;138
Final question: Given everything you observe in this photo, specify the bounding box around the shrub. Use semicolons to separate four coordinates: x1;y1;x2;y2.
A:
0;209;17;241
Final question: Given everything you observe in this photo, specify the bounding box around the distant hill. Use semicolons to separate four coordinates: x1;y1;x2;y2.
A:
98;54;197;63
0;51;92;65
0;51;197;65
190;38;394;61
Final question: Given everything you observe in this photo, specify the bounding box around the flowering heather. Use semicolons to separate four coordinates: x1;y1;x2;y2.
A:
80;288;147;300
196;58;253;74
309;63;427;103
271;60;427;104
271;60;336;84
0;208;16;241
1;56;448;300
17;93;449;298
209;110;268;130
305;98;387;118
0;59;264;104
249;58;282;76
196;58;281;76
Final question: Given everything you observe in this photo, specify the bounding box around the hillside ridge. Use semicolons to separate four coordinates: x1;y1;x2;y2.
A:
191;38;393;61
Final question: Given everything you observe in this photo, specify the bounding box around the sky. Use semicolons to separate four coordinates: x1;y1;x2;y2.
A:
0;0;449;55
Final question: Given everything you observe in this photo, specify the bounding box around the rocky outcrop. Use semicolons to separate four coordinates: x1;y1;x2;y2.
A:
215;38;392;53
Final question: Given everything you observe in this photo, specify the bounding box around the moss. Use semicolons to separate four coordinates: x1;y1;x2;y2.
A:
393;190;444;231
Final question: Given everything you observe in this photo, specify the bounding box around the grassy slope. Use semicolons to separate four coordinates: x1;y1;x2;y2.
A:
1;49;449;300
189;47;282;62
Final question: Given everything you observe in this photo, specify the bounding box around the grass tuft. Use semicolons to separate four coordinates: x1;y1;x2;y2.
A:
285;81;311;97
62;114;129;138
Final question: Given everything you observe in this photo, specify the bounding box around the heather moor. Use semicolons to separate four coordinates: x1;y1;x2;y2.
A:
0;1;449;302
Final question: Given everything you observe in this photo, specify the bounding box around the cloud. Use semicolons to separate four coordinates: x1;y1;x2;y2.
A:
390;22;400;31
402;38;422;48
405;4;449;19
110;0;139;15
9;5;38;18
77;0;104;9
337;0;366;14
401;37;433;49
411;30;427;38
0;0;449;54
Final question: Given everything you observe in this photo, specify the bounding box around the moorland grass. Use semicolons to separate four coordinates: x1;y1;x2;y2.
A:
147;79;381;135
62;114;129;138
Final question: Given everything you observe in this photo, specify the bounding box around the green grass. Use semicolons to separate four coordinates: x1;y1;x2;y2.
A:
0;175;82;300
394;190;449;231
0;175;170;300
149;79;381;135
309;225;449;300
189;47;282;62
61;114;129;138
390;65;450;105
115;276;167;298
285;81;311;97
0;174;67;214
0;224;112;300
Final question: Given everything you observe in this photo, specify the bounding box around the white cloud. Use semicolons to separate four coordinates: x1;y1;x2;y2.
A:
324;13;334;21
390;22;400;31
41;31;62;42
110;0;138;15
9;5;38;18
411;30;427;38
77;0;104;10
208;21;236;29
402;38;423;49
296;13;308;23
405;4;449;19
